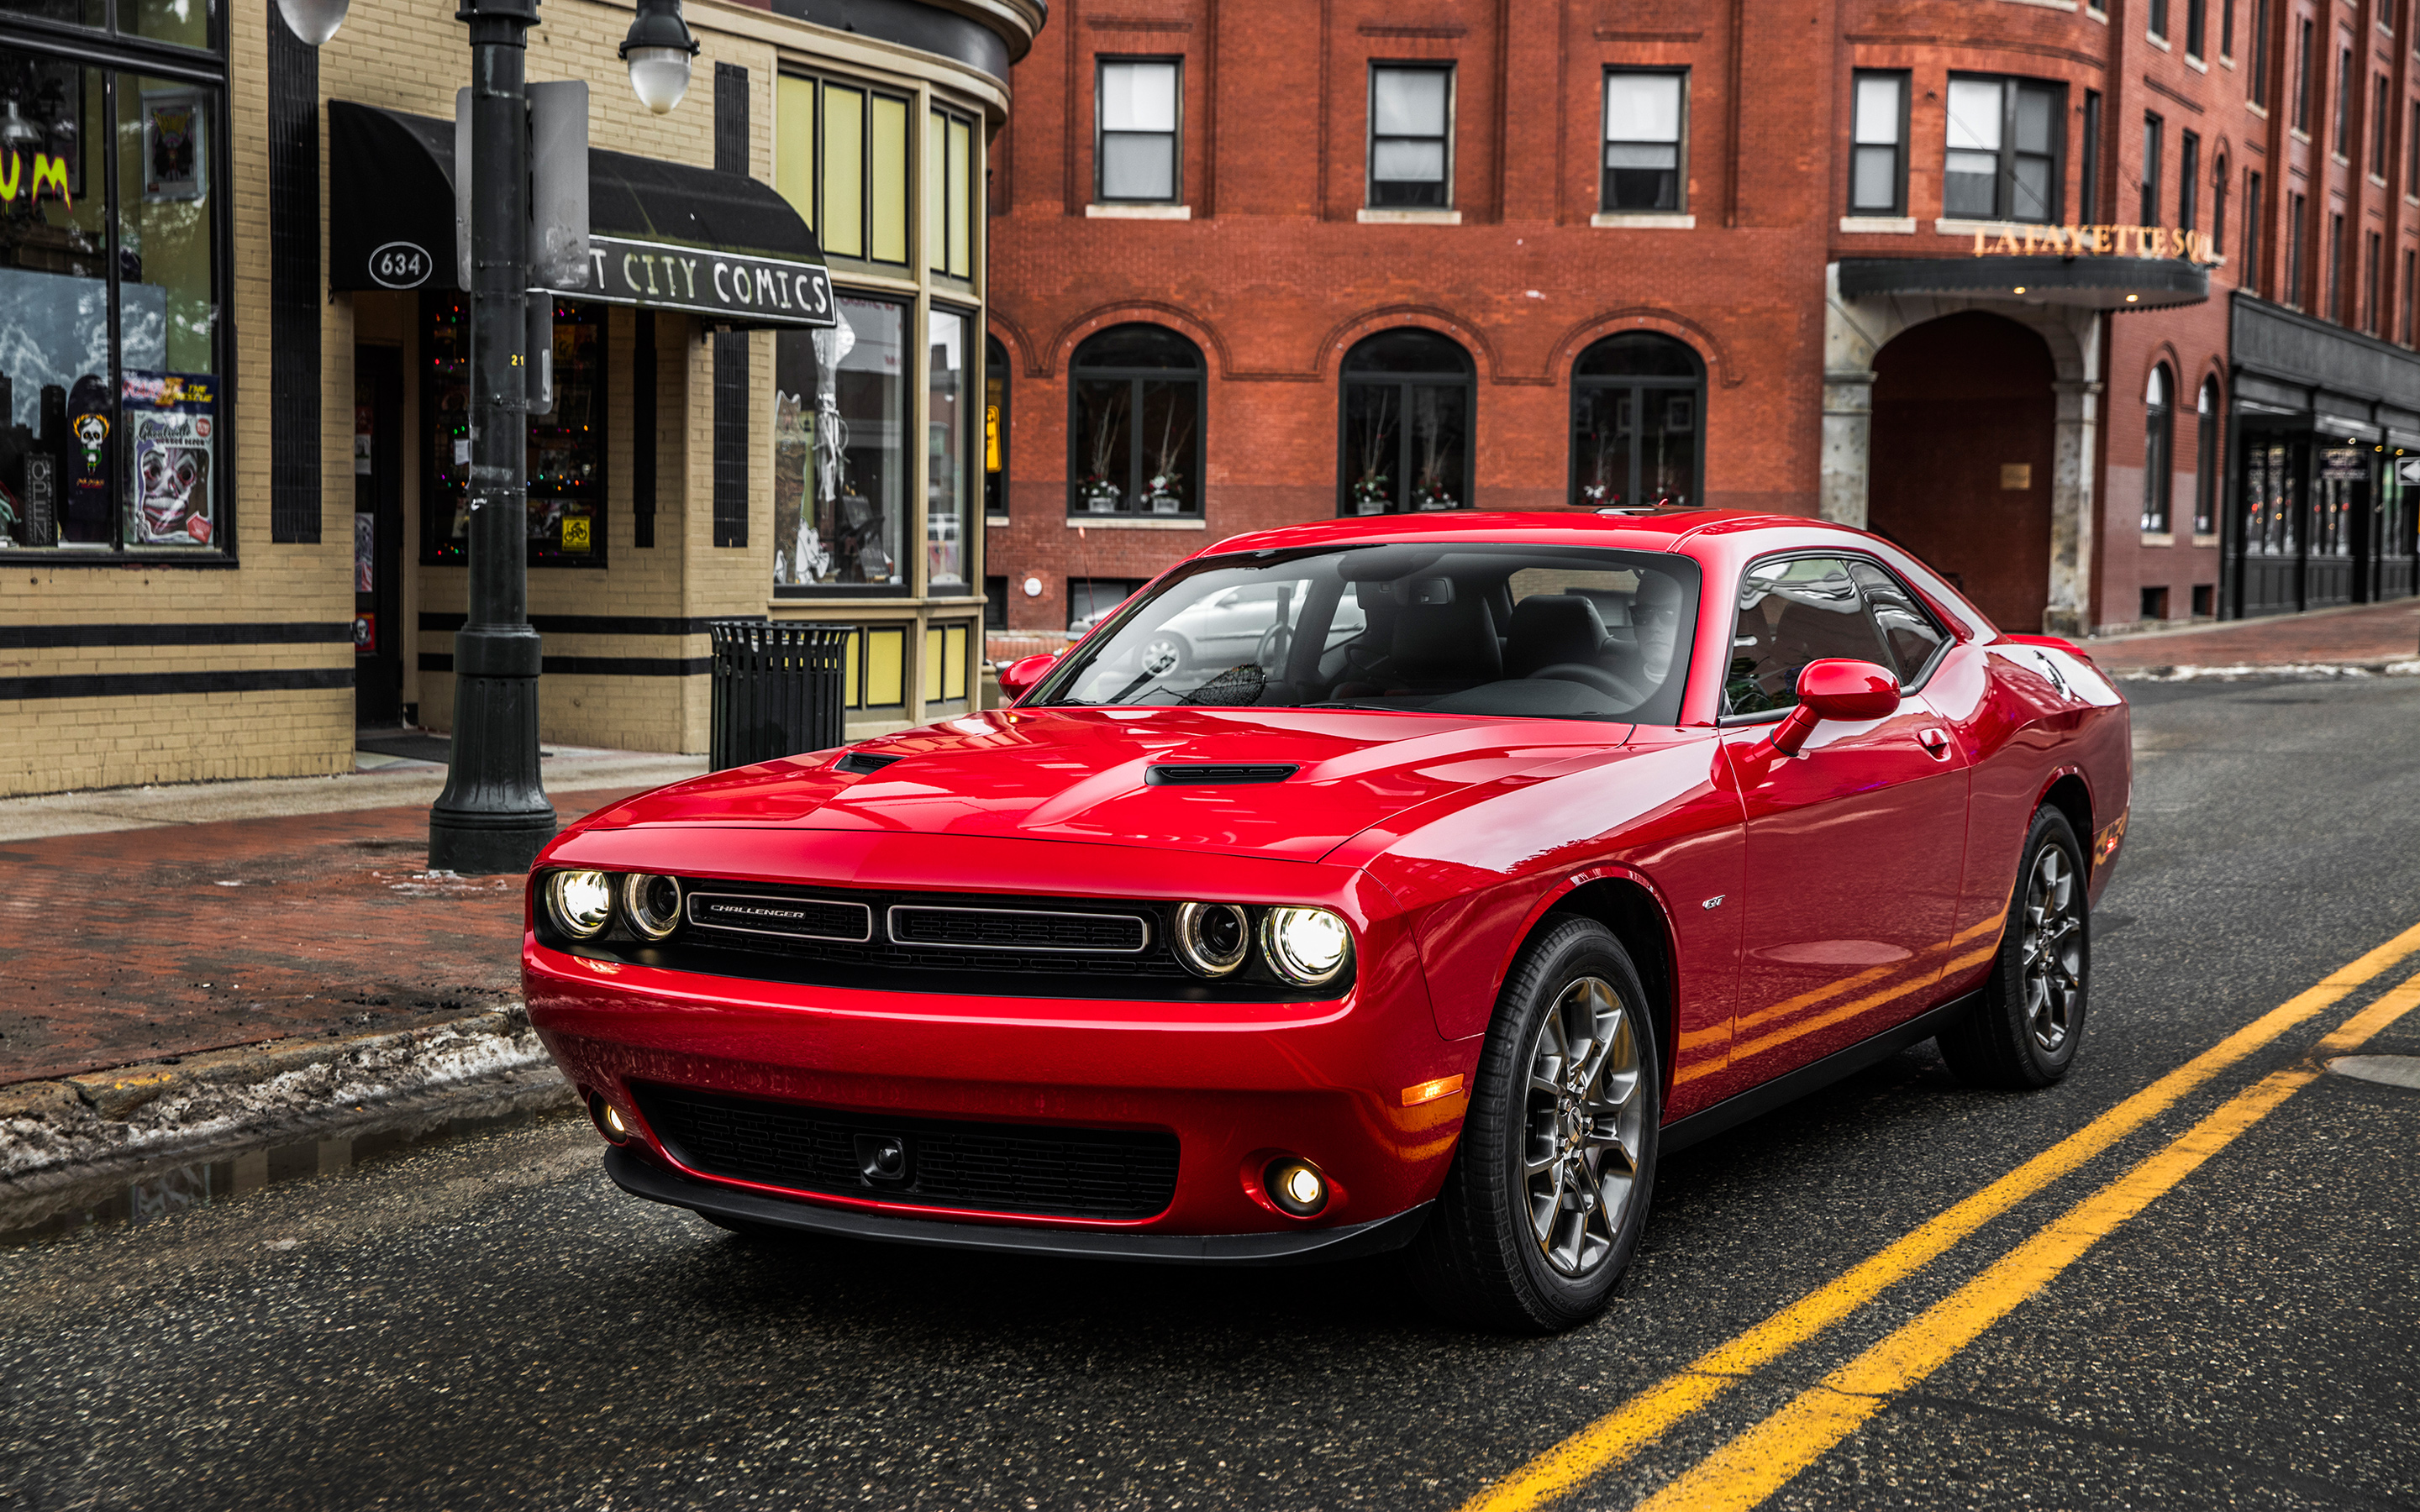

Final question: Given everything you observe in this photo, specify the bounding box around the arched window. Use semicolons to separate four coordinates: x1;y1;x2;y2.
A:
1570;332;1705;508
1069;323;1205;517
984;335;1010;518
2144;365;2175;533
2194;376;2220;536
1339;328;1475;514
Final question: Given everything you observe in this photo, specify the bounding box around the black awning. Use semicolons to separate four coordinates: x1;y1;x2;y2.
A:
328;101;834;329
1839;255;2207;311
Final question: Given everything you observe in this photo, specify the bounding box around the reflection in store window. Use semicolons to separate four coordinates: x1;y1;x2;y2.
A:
421;298;605;565
927;307;969;591
0;54;224;553
773;294;905;588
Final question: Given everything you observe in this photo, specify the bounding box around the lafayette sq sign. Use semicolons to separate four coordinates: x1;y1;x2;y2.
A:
1970;223;2214;261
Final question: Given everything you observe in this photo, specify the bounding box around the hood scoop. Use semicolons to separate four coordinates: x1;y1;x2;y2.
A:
1144;763;1300;786
837;750;903;775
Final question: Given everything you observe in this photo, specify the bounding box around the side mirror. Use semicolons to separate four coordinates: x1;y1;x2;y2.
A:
998;653;1058;700
1766;659;1901;757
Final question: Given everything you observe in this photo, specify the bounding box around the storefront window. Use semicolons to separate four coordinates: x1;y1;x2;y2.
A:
3;0;209;48
2240;441;2299;556
1570;333;1702;509
927;305;971;592
771;292;906;590
1;50;224;554
984;334;1008;517
420;297;607;565
1070;323;1203;517
1339;328;1471;515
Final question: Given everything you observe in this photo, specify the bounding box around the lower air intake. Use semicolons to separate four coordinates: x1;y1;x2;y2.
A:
635;1085;1181;1221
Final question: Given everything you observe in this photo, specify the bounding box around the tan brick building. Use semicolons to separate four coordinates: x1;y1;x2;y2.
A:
0;0;1039;797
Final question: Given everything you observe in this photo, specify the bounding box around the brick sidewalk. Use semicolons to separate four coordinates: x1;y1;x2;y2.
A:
0;789;643;1086
2086;599;2420;673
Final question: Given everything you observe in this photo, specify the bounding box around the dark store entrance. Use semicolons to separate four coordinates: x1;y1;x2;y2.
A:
353;345;404;727
1868;312;2056;633
2233;433;2417;616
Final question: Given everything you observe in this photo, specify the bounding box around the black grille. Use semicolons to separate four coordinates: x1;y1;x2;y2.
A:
1145;764;1299;785
637;1085;1180;1220
689;891;871;942
889;905;1148;953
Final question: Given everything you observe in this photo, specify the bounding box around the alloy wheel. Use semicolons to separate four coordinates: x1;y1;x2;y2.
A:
1523;975;1647;1278
1139;635;1184;680
2020;845;2085;1053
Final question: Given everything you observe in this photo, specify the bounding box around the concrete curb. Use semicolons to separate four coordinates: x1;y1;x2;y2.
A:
2112;658;2420;682
0;1005;572;1200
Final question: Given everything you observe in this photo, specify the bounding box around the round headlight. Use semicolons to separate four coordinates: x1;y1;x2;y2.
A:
1173;901;1251;977
1260;906;1351;987
622;873;685;941
545;869;614;939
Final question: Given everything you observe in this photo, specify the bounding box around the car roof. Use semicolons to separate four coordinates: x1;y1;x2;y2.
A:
1199;507;1867;559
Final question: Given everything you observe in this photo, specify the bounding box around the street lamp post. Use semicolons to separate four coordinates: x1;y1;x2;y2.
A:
427;0;555;874
285;0;697;874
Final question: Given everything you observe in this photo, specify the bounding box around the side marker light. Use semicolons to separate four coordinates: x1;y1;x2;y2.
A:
1402;1074;1466;1107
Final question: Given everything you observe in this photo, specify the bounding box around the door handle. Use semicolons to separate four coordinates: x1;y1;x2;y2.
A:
1917;727;1954;760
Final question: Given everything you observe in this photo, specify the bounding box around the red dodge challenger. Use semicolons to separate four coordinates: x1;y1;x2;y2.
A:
524;509;2128;1332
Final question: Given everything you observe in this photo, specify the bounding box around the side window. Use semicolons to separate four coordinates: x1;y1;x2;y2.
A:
1847;559;1949;685
1725;556;1892;715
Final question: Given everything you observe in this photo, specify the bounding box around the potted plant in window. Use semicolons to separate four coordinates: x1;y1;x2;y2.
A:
1081;392;1125;512
1144;407;1190;514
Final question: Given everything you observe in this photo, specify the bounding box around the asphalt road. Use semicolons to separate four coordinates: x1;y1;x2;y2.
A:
6;676;2419;1512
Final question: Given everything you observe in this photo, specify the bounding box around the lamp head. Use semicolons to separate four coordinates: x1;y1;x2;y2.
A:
620;0;701;115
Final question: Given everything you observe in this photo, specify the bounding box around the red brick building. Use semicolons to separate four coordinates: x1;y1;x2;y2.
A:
981;0;2420;638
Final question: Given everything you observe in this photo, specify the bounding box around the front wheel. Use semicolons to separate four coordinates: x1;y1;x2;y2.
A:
1405;916;1660;1333
1938;806;2090;1089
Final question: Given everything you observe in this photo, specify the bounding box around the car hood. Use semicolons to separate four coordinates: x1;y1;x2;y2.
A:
578;707;1633;862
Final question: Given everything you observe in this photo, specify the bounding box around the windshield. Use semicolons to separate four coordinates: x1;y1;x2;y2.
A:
1029;543;1702;724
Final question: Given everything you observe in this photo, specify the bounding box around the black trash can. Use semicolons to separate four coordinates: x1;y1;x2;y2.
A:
708;620;853;770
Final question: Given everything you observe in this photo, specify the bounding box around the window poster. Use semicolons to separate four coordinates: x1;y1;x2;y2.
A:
141;88;207;203
124;370;216;545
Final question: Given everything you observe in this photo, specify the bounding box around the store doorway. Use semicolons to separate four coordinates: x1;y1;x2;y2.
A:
1867;312;2056;633
354;346;404;727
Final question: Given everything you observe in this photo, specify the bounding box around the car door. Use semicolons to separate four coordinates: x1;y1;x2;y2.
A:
1193;583;1286;661
1712;554;1972;1096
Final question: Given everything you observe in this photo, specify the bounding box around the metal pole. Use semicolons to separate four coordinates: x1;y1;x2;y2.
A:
429;0;556;873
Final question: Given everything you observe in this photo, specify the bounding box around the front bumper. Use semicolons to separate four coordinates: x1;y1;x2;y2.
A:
606;1147;1434;1265
528;923;1475;1243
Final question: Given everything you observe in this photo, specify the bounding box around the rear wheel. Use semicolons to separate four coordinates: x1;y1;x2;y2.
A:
1405;916;1660;1333
1939;806;2090;1089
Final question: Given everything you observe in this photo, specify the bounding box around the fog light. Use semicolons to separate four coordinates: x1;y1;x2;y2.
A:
622;872;684;940
588;1092;631;1144
1260;906;1351;987
1173;901;1250;977
547;870;614;939
1265;1157;1328;1217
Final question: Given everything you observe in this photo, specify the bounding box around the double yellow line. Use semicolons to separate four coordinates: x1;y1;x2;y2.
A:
1464;920;2420;1512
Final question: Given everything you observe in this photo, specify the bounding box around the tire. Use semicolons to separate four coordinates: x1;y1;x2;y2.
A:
1938;806;2091;1089
1405;916;1661;1333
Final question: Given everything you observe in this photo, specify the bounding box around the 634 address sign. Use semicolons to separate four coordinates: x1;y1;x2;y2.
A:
369;241;434;290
